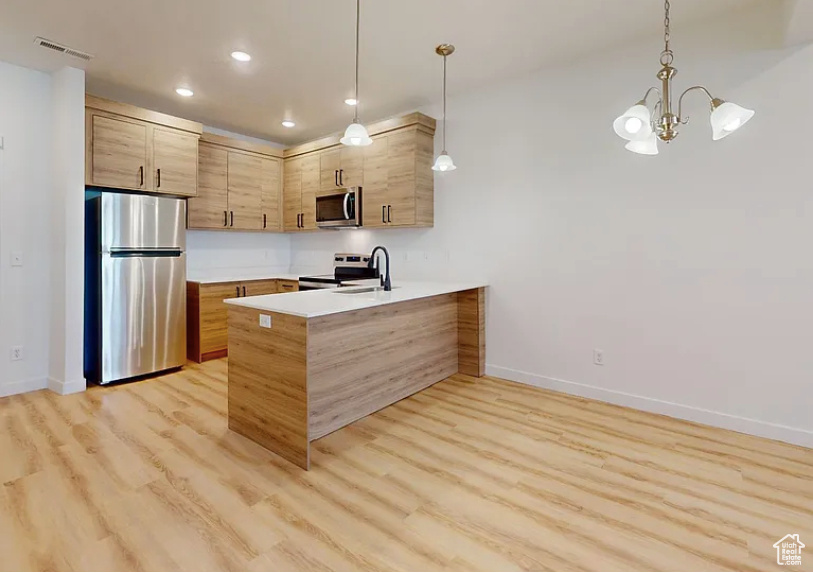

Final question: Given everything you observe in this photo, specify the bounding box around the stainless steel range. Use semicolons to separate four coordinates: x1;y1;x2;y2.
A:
298;253;381;291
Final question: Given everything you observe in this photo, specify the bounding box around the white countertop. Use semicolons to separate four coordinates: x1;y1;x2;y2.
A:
224;281;487;318
187;271;310;284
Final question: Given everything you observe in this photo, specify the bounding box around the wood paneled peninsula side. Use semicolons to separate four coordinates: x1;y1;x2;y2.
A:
225;282;486;469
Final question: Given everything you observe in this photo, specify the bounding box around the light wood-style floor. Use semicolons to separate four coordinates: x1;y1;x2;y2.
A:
1;359;811;571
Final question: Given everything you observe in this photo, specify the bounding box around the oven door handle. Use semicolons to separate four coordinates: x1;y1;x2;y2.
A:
343;192;351;220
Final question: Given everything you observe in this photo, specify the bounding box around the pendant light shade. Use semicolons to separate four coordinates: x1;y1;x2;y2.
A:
342;0;372;147
433;44;457;173
613;103;652;141
432;153;457;172
340;121;373;146
710;101;755;141
625;132;659;155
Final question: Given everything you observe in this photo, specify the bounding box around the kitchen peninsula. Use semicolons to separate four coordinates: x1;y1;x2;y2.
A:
224;282;486;469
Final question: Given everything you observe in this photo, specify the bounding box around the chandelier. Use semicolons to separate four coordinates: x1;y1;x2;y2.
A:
613;0;754;155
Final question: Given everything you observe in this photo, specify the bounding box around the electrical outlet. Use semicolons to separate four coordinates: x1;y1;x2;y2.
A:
593;349;604;366
259;314;272;329
10;346;23;361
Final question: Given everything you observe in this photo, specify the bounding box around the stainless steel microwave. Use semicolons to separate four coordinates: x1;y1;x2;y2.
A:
316;188;362;229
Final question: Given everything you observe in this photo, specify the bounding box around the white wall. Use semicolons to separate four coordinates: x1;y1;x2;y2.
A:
186;126;292;280
0;61;53;397
48;66;86;395
291;43;813;447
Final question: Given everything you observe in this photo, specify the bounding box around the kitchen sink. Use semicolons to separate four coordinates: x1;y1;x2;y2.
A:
332;286;400;294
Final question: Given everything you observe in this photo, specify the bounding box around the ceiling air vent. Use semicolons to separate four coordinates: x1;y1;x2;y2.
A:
34;37;93;61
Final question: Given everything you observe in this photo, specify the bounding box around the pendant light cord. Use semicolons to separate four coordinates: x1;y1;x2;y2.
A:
442;53;447;153
353;0;360;123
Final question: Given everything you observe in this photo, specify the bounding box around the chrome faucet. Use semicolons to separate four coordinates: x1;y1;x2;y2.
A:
368;246;392;291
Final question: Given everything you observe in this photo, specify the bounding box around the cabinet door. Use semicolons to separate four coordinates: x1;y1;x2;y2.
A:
199;282;241;355
227;151;263;230
189;143;228;229
339;146;364;188
319;149;341;191
386;130;417;226
261;157;282;232
153;127;199;196
241;279;279;296
362;135;389;228
90;114;148;190
300;154;320;230
283;158;302;231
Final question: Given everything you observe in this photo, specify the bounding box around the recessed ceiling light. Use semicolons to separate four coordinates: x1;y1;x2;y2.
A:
344;98;358;106
281;120;296;128
175;87;194;97
231;51;251;62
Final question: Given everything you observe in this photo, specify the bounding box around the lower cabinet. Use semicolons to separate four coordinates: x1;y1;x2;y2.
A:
187;279;293;362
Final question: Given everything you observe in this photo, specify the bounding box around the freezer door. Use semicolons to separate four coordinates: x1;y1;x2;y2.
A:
101;192;186;251
101;252;186;383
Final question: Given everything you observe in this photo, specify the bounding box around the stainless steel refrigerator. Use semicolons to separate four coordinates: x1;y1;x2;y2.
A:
84;192;187;384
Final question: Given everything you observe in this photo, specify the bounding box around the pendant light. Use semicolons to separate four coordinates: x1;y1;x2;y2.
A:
613;0;754;155
340;0;372;147
432;44;457;172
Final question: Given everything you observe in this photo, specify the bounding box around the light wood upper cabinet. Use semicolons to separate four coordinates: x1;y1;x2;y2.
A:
85;95;201;195
189;143;228;229
227;152;264;231
319;146;363;191
153;127;199;196
361;135;389;228
300;154;320;230
360;127;434;227
188;134;284;232
283;154;319;231
261;157;282;232
283;157;303;231
90;115;149;190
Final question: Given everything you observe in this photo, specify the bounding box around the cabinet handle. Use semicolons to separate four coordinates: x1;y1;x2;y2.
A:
263;213;267;229
242;286;246;297
236;286;240;297
382;206;386;223
339;169;344;186
224;210;228;226
230;211;234;227
334;170;338;187
139;166;144;187
157;168;161;188
388;205;392;223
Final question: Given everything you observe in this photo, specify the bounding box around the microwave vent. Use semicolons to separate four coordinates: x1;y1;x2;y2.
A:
34;37;93;61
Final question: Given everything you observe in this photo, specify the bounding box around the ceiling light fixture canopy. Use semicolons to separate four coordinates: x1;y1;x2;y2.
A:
432;43;457;172
340;0;372;147
613;0;754;155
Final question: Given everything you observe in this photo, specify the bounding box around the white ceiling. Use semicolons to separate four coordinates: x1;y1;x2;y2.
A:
0;0;787;144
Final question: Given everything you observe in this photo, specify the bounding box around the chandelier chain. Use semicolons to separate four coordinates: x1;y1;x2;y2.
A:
660;0;673;66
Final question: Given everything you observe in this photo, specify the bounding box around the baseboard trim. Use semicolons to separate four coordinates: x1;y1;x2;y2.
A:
486;365;813;449
47;377;87;395
0;377;47;398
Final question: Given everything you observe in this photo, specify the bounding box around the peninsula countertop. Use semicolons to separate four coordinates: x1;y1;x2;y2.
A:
223;280;488;318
